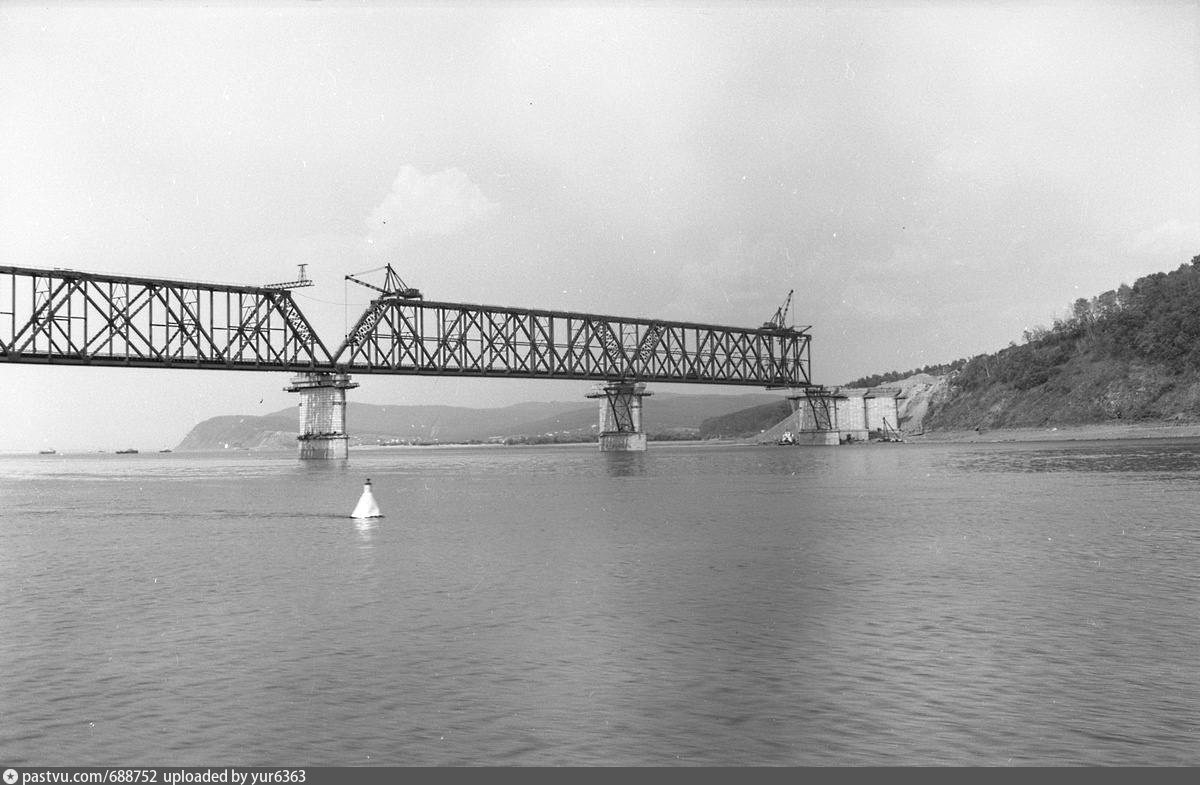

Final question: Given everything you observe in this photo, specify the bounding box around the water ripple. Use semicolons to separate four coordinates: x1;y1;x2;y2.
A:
4;442;1200;765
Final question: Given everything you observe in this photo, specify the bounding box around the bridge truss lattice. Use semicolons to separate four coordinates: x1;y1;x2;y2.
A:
0;265;332;371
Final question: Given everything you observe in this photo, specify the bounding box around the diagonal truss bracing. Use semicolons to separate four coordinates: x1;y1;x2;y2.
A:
334;298;811;387
0;265;333;370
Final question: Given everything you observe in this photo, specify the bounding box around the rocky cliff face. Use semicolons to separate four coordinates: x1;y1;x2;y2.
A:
891;373;952;434
920;360;1200;433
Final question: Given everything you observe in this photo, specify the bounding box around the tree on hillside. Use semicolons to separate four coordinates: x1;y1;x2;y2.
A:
958;253;1200;391
844;360;965;388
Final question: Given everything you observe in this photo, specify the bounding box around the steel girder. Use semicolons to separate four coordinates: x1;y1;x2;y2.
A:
334;298;811;387
0;265;333;370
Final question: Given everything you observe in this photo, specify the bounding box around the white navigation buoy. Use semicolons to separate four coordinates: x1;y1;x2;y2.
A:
351;478;382;519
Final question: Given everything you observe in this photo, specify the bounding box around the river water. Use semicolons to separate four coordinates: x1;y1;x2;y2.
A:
2;439;1199;766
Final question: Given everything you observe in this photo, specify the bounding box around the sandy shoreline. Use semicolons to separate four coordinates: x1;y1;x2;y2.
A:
906;422;1200;444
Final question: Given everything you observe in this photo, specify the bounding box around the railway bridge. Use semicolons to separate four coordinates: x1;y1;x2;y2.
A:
1;264;813;457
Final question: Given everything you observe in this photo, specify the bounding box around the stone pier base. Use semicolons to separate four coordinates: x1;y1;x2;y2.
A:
598;431;648;452
285;371;359;460
792;430;842;446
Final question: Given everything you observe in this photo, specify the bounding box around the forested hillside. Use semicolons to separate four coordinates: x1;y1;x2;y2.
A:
925;254;1200;430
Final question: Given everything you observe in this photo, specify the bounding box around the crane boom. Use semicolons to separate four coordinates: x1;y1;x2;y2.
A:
763;289;794;331
345;264;423;299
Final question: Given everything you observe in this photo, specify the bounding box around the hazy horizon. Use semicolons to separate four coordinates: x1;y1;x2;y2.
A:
2;387;793;455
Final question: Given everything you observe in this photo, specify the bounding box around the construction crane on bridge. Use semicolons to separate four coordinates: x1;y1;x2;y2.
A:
345;264;423;299
265;264;314;290
763;289;795;331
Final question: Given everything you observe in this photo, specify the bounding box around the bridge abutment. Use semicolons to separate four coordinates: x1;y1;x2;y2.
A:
586;381;651;452
784;386;903;444
285;371;359;459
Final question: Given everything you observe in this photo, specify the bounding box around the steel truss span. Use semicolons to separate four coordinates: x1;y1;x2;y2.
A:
0;265;333;370
0;266;811;387
335;298;811;387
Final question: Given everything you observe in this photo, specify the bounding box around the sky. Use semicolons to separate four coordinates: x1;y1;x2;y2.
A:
1;0;1198;452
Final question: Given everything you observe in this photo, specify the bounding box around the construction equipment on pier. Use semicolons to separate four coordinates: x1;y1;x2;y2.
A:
763;289;795;331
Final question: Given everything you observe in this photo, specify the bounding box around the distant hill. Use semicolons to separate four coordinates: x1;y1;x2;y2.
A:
703;252;1200;438
174;412;298;452
699;399;792;439
174;391;787;451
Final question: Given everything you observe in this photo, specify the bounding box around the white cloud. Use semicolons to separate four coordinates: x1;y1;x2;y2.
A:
364;165;496;248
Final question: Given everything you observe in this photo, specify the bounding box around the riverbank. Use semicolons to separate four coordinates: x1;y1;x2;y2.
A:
907;421;1200;443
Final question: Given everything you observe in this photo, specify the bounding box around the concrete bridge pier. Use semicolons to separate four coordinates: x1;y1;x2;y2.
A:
785;385;904;444
285;371;359;459
786;386;845;445
586;381;651;451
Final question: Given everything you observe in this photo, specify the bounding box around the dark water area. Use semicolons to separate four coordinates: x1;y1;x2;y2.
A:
2;439;1199;766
